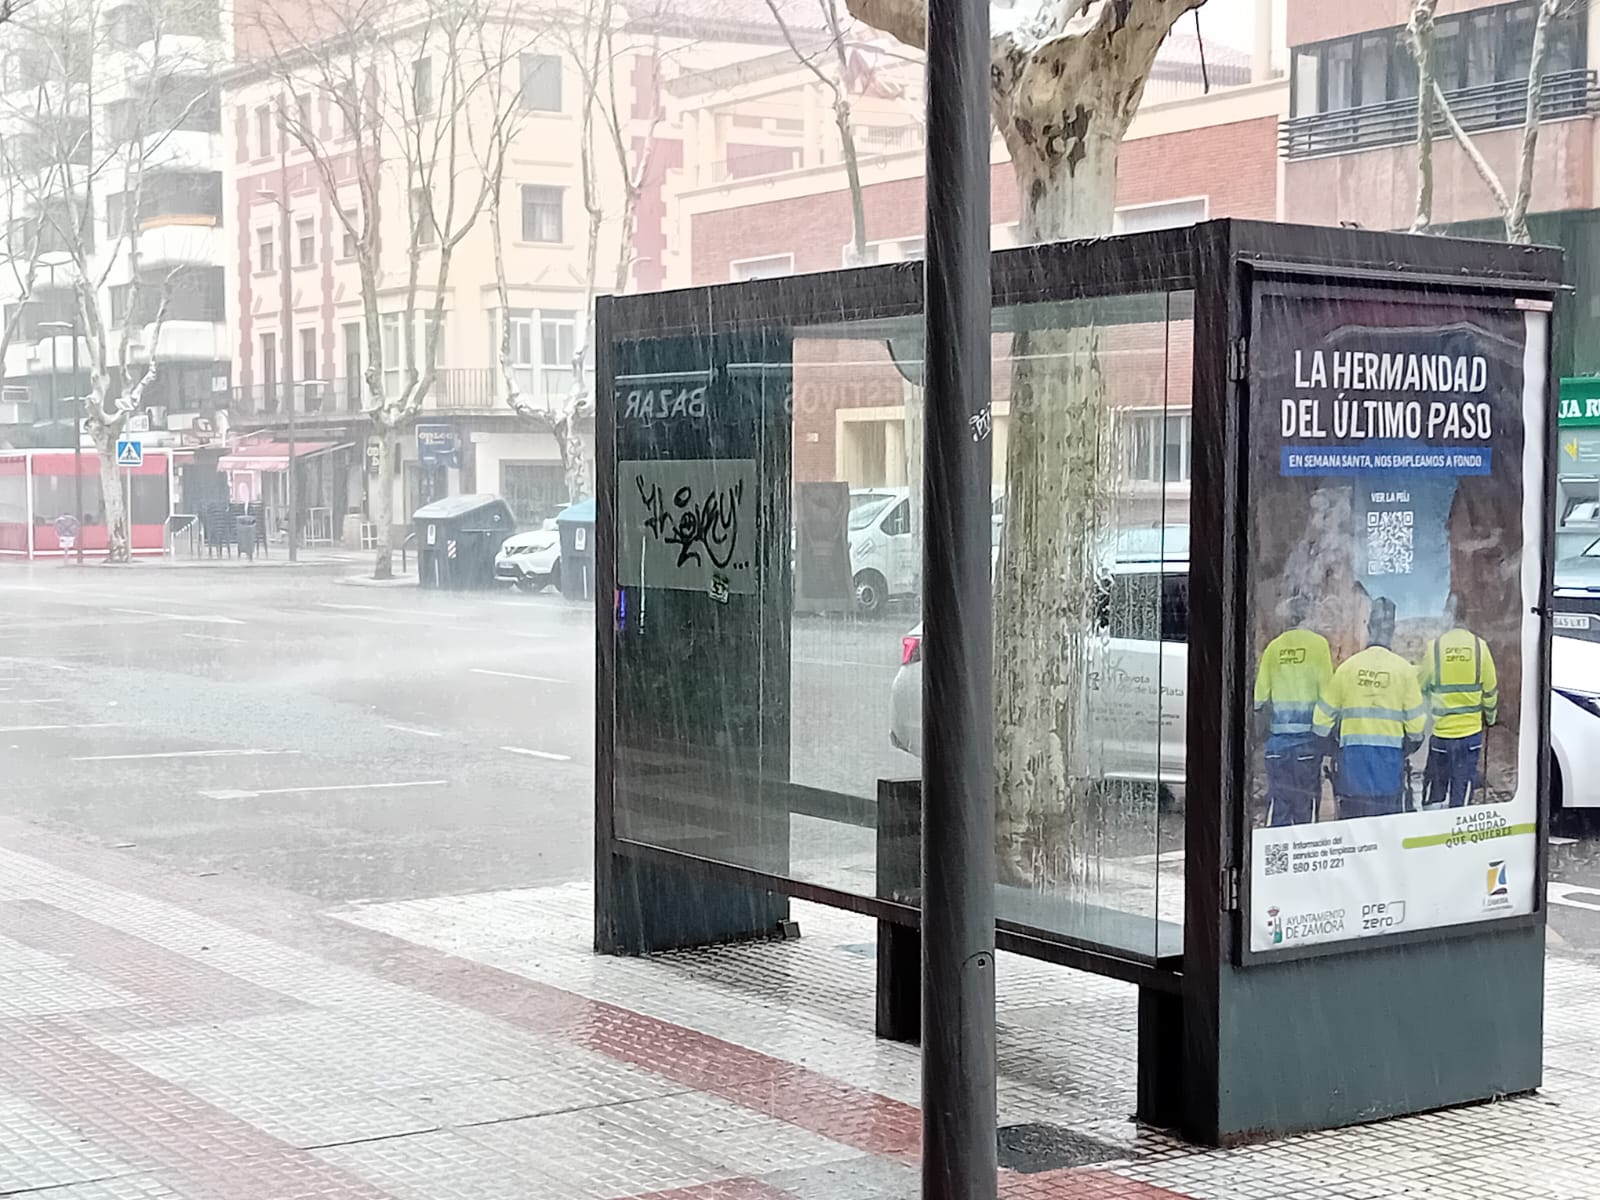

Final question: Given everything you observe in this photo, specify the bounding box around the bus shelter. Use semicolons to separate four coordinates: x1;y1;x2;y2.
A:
593;220;1561;1145
0;448;174;559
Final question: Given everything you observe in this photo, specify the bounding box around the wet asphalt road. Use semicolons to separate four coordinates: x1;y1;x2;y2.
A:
0;560;915;906
3;560;1599;960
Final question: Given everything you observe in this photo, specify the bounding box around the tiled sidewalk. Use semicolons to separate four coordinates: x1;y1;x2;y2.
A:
2;817;1599;1200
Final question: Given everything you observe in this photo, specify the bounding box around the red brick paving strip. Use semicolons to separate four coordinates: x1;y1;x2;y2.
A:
0;820;1190;1199
0;1021;403;1200
0;898;299;1024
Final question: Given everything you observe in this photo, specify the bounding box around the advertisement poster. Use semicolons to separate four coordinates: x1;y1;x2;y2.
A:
1247;288;1547;954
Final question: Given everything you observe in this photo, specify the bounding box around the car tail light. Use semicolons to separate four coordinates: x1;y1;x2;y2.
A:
901;633;922;666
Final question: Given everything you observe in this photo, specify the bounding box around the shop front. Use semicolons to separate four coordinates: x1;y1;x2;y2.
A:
1557;377;1600;560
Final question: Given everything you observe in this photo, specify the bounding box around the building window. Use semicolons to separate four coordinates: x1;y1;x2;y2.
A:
260;331;278;409
299;328;317;387
520;185;563;242
501;461;565;523
338;209;358;258
730;254;794;281
1290;0;1589;117
1113;197;1207;234
413;57;433;116
296;217;315;267
845;236;924;266
1120;410;1192;485
424;311;446;368
380;312;402;395
335;80;357;138
413;187;436;246
540;310;575;398
256;105;273;157
519;54;561;112
257;226;275;273
343;321;362;395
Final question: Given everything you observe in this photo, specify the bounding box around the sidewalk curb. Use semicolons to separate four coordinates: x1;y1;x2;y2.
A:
336;573;419;588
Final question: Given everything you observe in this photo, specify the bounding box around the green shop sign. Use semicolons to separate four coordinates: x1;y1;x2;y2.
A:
1560;378;1600;427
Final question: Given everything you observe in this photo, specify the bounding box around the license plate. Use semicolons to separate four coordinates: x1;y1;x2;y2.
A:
1555;612;1592;631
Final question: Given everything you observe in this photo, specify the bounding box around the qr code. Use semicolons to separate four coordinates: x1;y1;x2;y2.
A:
1265;843;1290;877
1366;510;1415;576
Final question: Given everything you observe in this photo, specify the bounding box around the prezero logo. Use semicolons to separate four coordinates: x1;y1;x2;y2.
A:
1361;900;1406;931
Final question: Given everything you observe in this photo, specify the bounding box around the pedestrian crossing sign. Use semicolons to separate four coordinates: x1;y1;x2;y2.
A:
116;438;142;467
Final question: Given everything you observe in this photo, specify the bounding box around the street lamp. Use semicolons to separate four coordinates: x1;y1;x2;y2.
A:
38;318;83;565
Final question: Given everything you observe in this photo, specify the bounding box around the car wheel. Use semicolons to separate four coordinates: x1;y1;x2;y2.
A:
549;560;562;592
854;570;888;618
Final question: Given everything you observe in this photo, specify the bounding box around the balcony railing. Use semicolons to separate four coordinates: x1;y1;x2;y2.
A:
1280;68;1599;160
229;378;364;419
226;369;581;420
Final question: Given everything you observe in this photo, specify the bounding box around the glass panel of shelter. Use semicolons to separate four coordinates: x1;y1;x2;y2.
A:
611;291;1192;963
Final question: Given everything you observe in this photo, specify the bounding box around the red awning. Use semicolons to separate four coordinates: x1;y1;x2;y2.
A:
218;442;343;472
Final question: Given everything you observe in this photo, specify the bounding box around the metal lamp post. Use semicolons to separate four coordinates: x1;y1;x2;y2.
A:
922;0;995;1196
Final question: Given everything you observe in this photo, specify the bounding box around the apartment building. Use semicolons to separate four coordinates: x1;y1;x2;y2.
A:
0;0;231;463
1277;0;1600;564
218;0;823;546
657;0;1286;516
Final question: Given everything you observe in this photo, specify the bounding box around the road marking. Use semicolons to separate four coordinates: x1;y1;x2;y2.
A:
472;668;566;684
182;633;247;645
198;779;448;800
112;608;245;627
385;724;444;738
0;722;124;733
1549;883;1600;912
0;698;66;705
318;602;386;611
73;748;301;762
500;745;572;762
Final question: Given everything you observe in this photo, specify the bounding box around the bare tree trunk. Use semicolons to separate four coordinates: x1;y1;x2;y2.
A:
768;0;868;260
371;425;396;579
848;0;1202;887
1416;0;1559;243
1408;0;1437;232
1507;0;1559;244
1432;79;1513;214
92;426;129;563
994;138;1121;886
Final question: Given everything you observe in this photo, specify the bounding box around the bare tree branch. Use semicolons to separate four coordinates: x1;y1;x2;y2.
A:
1507;0;1562;243
1407;0;1437;232
254;0;542;576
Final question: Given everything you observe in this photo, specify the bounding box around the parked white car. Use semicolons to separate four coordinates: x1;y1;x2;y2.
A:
891;582;1600;813
494;522;562;592
1552;634;1600;813
891;559;1190;790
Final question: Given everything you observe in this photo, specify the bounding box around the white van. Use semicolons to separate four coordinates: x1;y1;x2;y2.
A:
848;486;1006;617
